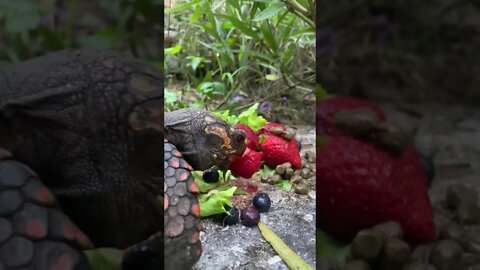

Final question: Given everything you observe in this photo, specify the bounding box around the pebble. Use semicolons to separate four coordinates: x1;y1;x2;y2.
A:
439;223;469;250
300;168;311;179
429;240;463;270
270;175;282;184
344;259;371;270
351;229;383;262
289;175;303;185
294;183;309;195
445;184;478;211
303;214;314;222
275;165;285;175
378;238;411;270
373;221;404;240
455;201;480;224
284;168;294;179
267;255;282;265
411;244;434;263
404;261;438;270
317;259;339;270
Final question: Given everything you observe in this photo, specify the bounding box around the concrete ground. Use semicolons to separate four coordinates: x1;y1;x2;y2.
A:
193;126;316;270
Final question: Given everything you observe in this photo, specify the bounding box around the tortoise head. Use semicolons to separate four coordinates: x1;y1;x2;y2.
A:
164;108;247;170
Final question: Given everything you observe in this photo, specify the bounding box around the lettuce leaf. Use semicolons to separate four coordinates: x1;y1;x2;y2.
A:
199;187;237;217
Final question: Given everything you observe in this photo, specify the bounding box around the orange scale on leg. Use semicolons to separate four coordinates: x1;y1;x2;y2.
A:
191;203;200;218
178;171;189;181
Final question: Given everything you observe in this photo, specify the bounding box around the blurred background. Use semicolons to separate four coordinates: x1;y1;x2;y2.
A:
0;0;162;67
317;0;480;104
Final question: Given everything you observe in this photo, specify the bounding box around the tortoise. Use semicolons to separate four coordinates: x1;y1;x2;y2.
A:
0;50;246;270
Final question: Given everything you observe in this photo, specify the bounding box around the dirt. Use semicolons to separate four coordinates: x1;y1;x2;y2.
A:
193;126;316;270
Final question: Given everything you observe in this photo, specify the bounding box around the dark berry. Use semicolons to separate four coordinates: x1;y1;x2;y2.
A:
203;168;219;183
419;153;435;187
223;206;239;226
253;193;271;213
241;207;260;227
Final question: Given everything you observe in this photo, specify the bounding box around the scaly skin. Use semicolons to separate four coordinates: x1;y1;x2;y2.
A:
0;50;246;270
0;50;163;268
164;109;246;269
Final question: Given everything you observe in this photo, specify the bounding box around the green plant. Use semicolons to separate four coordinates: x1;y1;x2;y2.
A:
165;0;315;115
0;0;162;64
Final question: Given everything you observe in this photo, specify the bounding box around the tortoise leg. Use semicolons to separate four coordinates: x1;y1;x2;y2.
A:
0;151;93;270
121;141;202;270
164;141;202;270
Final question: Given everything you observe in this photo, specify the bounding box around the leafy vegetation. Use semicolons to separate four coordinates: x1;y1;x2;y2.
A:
0;0;162;66
165;0;315;124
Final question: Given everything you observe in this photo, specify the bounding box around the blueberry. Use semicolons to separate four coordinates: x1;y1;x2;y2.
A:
419;153;435;187
241;207;260;227
203;168;219;183
253;193;271;213
223;206;239;226
297;140;302;151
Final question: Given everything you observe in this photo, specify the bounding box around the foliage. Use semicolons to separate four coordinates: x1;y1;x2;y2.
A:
0;0;162;65
165;0;315;120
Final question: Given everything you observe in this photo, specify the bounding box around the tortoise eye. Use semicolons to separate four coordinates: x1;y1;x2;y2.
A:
234;131;246;145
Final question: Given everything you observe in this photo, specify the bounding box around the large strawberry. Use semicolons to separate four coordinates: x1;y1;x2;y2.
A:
317;136;435;244
317;96;387;136
262;135;302;170
235;124;259;150
230;148;264;178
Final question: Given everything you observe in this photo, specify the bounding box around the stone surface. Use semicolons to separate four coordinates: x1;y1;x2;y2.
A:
193;126;316;270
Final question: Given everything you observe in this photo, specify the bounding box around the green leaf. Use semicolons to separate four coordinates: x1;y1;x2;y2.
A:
258;222;315;270
317;229;351;266
214;14;260;41
190;56;203;71
259;21;278;53
199;187;237;217
316;85;329;100
165;0;200;13
84;248;122;270
169;44;182;55
78;35;113;50
265;74;278;81
237;103;268;131
165;90;178;104
282;46;297;65
252;2;284;21
4;2;41;33
192;170;234;193
254;164;275;177
276;180;292;191
190;5;203;24
221;72;234;86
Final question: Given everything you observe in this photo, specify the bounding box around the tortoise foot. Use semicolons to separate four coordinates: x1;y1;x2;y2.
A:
0;159;92;270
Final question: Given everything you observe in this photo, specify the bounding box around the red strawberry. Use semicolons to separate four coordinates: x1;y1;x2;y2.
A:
317;136;434;244
235;124;259;150
257;122;287;136
230;148;264;178
262;135;302;170
317;96;387;136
